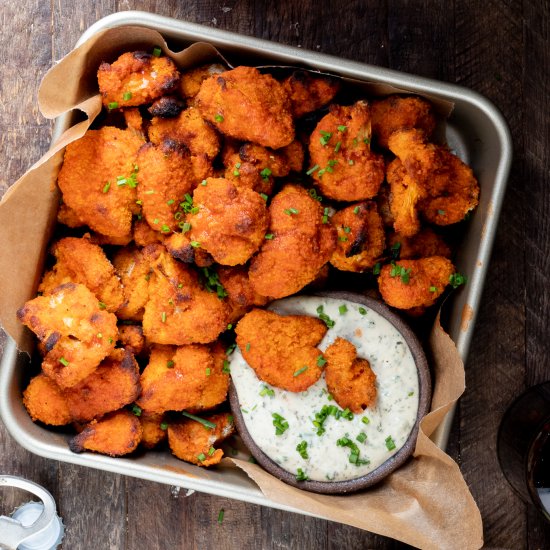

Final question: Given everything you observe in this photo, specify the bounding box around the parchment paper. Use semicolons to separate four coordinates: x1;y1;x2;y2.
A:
0;26;483;550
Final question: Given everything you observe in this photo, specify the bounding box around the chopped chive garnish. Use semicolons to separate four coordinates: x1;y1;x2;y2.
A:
316;355;326;367
208;446;216;456
161;311;166;323
260;168;272;180
353;206;360;214
430;286;438;293
356;432;367;443
197;453;206;462
334;141;341;153
316;304;335;328
319;130;332;146
408;391;414;396
260;193;268;201
226;343;236;355
293;366;308;377
160;422;168;430
246;342;251;352
59;357;69;367
205;367;211;376
181;222;191;233
108;101;118;110
98;302;107;310
227;323;233;330
222;360;230;374
296;440;309;459
190;241;201;248
348;159;355;165
437;209;446;215
264;233;274;240
152;46;162;57
449;272;467;288
153;219;159;225
339;236;348;242
215;114;224;122
272;412;289;435
201;179;207;186
181;411;217;429
306;164;320;175
343;226;351;233
102;182;111;193
132;404;142;416
284;208;299;215
362;416;370;425
161;224;170;233
260;385;275;397
358;307;367;315
166;360;174;368
296;468;309;481
337;125;347;132
385;436;396;451
166;199;175;205
337;437;370;465
372;263;381;275
338;304;348;315
123;91;132;101
322;206;330;224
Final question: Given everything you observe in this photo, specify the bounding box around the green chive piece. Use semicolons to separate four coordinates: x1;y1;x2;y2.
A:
449;272;467;288
132;404;142;417
161;311;167;323
197;453;206;462
123;91;132;101
161;224;170;233
108;101;119;110
181;411;217;429
306;164;320;175
166;360;175;368
260;168;272;180
102;182;111;193
339;304;348;315
205;367;211;376
316;355;327;367
430;285;438;293
59;357;69;367
201;179;208;186
152;46;162;57
408;391;414;396
372;263;381;275
316;304;335;328
296;468;309;481
296;440;309;459
264;233;274;240
337;125;347;132
160;422;168;430
246;342;251;352
222;360;230;374
190;241;201;248
362;416;370;425
98;302;107;310
208;446;216;456
284;208;299;215
181;222;191;233
272;412;289;435
319;130;332;146
356;432;367;443
385;436;396;451
259;385;275;397
215;114;224;123
334;141;342;153
293;366;308;377
260;193;268;201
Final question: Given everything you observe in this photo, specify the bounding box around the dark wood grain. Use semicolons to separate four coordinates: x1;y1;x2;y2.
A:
1;1;549;549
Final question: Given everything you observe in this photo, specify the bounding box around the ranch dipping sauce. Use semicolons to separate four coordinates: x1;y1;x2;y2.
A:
229;296;420;482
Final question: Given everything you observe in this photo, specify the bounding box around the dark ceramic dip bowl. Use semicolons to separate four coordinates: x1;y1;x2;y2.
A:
228;291;432;494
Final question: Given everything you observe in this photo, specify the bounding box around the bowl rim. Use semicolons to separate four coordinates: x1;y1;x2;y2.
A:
228;291;432;494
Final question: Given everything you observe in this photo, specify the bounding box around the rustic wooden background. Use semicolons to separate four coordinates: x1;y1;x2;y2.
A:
0;1;549;549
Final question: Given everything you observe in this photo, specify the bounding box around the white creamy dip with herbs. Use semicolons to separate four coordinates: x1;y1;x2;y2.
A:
229;296;420;482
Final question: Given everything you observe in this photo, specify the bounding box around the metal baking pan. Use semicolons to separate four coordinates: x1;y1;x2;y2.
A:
0;11;512;516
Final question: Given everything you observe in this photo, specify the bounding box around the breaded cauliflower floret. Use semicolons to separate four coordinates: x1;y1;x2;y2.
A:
223;140;304;196
235;309;327;392
142;246;229;345
136;141;198;233
308;101;385;201
371;95;436;149
139;412;167;450
330;201;385;272
57;127;144;241
167;412;234;467
23;374;72;426
378;256;455;310
249;184;337;299
195;66;295;149
179;63;227;100
324;337;377;413
97;51;180;108
38;237;124;313
186;177;269;266
282;70;341;118
63;349;141;423
17;283;117;388
69;409;142;456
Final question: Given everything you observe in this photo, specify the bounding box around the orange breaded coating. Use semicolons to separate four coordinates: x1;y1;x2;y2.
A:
136;141;197;233
57;203;85;228
38;237;124;313
330;201;385;272
186;178;269;266
195;66;295;149
117;325;146;356
387;228;451;260
123;108;146;138
139;412;167;449
188;341;231;413
308;101;385;201
323;337;377;413
249;185;337;299
235;309;327;392
23;373;72;426
142;246;229;345
137;344;224;414
223;140;304;195
98;51;180;108
179;63;227;99
167;412;234;467
17;283;117;388
282;70;341;118
112;246;152;322
57;127;144;241
69;409;142;456
133;219;166;247
217;266;270;323
63;349;140;423
371;95;436;149
378;256;455;310
164;232;214;267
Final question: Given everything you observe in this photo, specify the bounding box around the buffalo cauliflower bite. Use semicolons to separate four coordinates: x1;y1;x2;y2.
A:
371;95;436;149
323;337;377;413
23;374;72;426
17;283;117;388
179;63;227;100
137;344;226;414
136;141;197;233
141;246;229;345
329;201;385;272
57;127;144;241
139;412;168;449
308;101;385;201
249;184;337;299
97;51;180;108
282;70;341;118
223;140;304;196
164;232;215;267
195;66;295;149
38;237;124;313
378;256;455;310
69;409;142;456
63;348;141;423
167;412;234;467
186;177;269;266
235;309;327;392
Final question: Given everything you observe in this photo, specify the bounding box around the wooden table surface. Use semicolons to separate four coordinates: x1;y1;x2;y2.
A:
0;1;549;549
